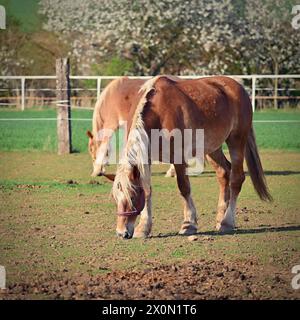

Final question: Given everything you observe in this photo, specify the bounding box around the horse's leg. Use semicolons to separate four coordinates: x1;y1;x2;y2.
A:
206;148;231;230
216;137;246;232
165;164;176;177
133;165;152;238
133;189;152;238
174;164;198;235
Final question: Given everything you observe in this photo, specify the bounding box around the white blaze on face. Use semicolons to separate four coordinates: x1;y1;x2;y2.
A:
95;141;109;166
91;128;114;177
91;141;109;177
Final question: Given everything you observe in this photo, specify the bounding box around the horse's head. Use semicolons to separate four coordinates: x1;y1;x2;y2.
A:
102;166;145;239
86;130;110;177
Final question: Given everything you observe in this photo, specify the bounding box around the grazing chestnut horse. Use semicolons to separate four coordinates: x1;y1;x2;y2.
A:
86;76;176;177
101;75;272;239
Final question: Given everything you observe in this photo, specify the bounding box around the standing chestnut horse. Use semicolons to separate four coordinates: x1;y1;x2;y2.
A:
87;76;176;177
103;75;272;239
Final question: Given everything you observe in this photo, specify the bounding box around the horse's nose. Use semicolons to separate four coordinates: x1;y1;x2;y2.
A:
116;230;133;239
123;231;131;239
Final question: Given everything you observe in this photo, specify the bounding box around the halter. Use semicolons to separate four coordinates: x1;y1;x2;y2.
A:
117;210;141;217
117;186;145;217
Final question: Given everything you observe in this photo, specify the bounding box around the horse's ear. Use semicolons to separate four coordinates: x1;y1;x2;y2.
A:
102;173;115;182
86;130;93;139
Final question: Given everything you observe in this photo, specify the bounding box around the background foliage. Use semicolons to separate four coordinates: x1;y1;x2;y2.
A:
0;0;299;76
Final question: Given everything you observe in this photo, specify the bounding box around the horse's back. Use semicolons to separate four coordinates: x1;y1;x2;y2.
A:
174;76;252;131
148;76;253;154
93;77;146;132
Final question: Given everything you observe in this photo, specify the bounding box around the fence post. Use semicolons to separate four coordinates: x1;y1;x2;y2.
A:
97;77;102;101
274;61;279;109
274;77;278;109
56;58;72;155
251;76;256;112
21;77;25;111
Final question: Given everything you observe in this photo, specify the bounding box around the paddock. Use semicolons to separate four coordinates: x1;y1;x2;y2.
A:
0;106;299;299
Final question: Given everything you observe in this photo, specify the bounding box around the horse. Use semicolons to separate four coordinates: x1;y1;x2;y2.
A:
86;76;176;177
101;75;272;239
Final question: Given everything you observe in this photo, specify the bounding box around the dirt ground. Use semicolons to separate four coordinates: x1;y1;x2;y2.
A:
0;151;300;300
1;259;299;300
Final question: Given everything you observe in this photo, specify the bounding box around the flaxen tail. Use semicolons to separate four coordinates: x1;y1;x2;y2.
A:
245;127;272;201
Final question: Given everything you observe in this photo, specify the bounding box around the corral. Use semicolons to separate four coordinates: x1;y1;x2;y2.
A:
0;107;299;299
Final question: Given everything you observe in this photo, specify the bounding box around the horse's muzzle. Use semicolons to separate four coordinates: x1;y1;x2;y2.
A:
117;231;133;239
116;187;145;217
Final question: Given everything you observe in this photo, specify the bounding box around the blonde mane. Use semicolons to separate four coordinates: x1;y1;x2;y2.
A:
112;76;173;205
92;76;128;139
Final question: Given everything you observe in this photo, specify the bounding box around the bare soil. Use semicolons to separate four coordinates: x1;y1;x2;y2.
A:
0;151;299;300
1;259;299;300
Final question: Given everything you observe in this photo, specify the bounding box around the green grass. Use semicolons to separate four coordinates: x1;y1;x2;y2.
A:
252;110;300;150
0;108;299;152
0;0;42;32
0;151;299;285
0;108;93;152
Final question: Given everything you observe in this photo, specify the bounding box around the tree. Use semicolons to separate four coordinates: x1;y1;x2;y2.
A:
232;0;300;75
19;0;300;76
39;0;240;75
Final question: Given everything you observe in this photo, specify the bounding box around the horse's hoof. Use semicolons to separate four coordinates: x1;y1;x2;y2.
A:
165;172;176;178
133;230;150;238
216;223;235;233
179;225;197;236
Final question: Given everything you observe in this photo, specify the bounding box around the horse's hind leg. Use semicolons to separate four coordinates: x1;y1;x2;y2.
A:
217;136;246;232
165;164;176;177
206;148;231;230
174;164;198;235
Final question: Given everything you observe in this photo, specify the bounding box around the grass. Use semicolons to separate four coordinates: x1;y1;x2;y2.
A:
0;108;299;291
0;0;42;33
253;109;300;150
0;150;299;285
0;108;93;153
0;108;299;152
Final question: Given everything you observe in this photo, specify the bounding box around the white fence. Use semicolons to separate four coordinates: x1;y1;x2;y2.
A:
0;74;300;112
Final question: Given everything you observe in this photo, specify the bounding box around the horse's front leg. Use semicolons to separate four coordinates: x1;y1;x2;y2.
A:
133;189;152;238
174;164;198;235
133;164;152;238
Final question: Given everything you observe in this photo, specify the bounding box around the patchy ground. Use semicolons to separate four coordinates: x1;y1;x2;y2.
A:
0;151;300;299
2;259;299;300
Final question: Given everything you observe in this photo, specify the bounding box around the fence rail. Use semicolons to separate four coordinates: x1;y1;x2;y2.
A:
0;74;300;112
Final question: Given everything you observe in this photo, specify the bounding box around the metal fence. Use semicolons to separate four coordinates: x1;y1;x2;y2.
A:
0;74;300;112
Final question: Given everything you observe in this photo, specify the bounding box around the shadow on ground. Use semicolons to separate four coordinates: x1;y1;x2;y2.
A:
153;224;300;239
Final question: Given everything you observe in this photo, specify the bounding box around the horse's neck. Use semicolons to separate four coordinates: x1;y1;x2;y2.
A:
95;116;120;134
